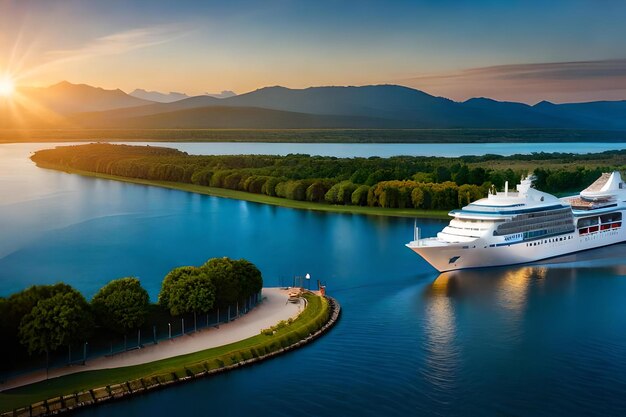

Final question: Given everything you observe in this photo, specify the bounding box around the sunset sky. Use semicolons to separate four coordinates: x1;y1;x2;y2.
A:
1;0;625;103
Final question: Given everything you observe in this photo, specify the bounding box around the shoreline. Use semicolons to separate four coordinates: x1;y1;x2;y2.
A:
3;128;626;144
0;292;340;415
34;161;451;220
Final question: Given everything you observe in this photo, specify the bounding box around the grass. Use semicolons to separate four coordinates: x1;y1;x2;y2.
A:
36;162;450;220
0;294;330;413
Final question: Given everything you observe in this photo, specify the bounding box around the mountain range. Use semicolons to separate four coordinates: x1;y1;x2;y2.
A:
2;81;626;130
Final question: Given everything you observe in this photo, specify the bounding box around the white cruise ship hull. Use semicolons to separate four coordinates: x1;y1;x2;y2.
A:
408;225;626;272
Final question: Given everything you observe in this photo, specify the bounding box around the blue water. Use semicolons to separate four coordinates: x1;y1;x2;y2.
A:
154;141;626;157
11;140;626;158
1;143;626;416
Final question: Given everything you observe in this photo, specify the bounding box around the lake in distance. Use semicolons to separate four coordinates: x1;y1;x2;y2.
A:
1;142;626;416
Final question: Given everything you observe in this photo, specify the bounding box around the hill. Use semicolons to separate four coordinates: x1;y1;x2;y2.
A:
19;81;152;114
3;82;626;130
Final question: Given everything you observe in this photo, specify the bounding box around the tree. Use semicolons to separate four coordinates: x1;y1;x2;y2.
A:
349;169;369;184
202;258;241;307
262;177;281;196
351;185;370;206
469;167;486;185
434;166;451;182
0;283;75;333
91;277;149;333
306;182;328;202
191;167;213;185
284;180;308;201
453;165;470;185
223;172;244;190
233;259;263;299
19;290;94;372
167;271;215;317
411;186;425;208
159;266;197;309
337;182;358;205
324;183;341;204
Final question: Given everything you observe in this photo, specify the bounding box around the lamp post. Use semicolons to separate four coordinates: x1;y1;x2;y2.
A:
305;273;311;290
168;322;172;340
83;342;88;365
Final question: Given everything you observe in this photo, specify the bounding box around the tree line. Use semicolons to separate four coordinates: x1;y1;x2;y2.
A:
31;144;626;210
0;257;262;372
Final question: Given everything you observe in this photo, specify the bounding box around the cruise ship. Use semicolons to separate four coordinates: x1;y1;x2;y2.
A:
406;171;626;272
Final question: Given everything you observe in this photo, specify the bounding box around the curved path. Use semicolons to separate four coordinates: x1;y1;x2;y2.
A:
1;288;302;392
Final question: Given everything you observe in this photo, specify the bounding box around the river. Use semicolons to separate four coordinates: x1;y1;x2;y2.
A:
1;142;625;416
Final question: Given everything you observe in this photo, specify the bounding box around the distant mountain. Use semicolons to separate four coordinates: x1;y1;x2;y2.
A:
19;81;152;114
114;106;398;129
72;95;224;127
462;97;573;128
4;81;626;130
73;85;578;129
205;90;236;99
130;89;189;103
533;100;626;130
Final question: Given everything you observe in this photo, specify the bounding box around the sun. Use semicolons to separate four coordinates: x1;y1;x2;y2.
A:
0;77;15;98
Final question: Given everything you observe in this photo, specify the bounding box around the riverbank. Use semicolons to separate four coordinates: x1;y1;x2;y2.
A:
0;290;338;414
4;128;626;143
35;162;450;219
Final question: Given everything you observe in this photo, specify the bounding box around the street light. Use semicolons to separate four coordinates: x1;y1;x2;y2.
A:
168;322;172;340
305;273;311;290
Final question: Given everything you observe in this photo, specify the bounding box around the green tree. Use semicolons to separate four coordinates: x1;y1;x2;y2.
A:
337;182;358;205
324;182;341;204
262;177;281;196
167;271;215;317
159;266;197;309
351;185;370;206
434;166;452;182
233;259;263;299
202;258;240;307
19;290;94;371
191;167;213;186
0;283;74;333
306;181;328;202
91;277;149;333
469;167;486;185
453;165;470;185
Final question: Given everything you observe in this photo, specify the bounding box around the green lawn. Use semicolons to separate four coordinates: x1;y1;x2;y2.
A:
0;294;330;413
37;163;450;220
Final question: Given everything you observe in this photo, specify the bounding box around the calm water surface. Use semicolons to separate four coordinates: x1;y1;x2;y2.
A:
1;143;626;416
157;141;626;157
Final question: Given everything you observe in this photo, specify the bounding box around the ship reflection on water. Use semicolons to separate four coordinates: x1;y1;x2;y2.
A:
418;243;626;401
425;242;626;299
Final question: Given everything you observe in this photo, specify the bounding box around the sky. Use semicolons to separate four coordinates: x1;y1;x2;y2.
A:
1;0;625;103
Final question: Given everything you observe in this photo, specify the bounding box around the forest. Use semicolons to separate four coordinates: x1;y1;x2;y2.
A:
31;144;626;211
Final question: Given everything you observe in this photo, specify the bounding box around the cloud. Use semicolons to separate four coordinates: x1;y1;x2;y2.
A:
45;25;186;64
459;59;626;81
400;59;626;103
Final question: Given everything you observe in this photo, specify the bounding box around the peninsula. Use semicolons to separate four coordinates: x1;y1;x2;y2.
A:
31;144;626;218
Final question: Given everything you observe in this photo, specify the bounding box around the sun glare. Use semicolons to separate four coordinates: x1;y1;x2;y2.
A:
0;77;15;98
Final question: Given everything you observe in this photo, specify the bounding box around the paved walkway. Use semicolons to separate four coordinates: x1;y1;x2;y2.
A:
0;288;303;392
